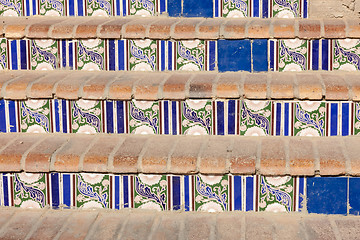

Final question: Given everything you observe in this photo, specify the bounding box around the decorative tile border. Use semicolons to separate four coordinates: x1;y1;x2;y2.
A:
0;0;307;17
1;99;359;136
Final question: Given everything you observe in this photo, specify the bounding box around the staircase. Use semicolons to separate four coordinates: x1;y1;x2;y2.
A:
0;0;359;239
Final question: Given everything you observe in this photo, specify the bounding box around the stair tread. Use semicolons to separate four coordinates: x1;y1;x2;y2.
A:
0;132;358;176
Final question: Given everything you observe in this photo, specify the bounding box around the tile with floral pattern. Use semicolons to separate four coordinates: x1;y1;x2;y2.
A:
39;0;66;16
31;40;58;70
294;102;325;136
278;39;308;72
240;100;271;136
0;39;6;70
13;173;47;208
129;0;155;16
0;0;22;16
20;100;52;133
76;173;110;208
134;174;167;210
195;175;229;212
176;40;206;71
272;0;300;18
181;100;212;135
77;39;105;70
128;39;157;71
259;176;294;212
354;103;360;135
333;39;360;71
71;100;102;134
129;100;159;134
86;0;113;16
222;0;249;17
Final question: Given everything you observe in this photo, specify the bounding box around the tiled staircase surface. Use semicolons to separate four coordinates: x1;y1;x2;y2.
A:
0;208;359;240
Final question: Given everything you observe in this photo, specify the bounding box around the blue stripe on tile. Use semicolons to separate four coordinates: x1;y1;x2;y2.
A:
25;0;30;15
0;100;6;132
246;176;253;211
217;101;224;135
2;175;9;206
322;39;329;70
161;41;165;71
69;42;73;69
307;177;347;215
284;103;289;136
252;39;268;72
172;176;181;210
69;0;75;15
168;42;173;70
342;103;349;136
270;40;274;71
20;40;27;70
312;40;319;70
63;174;71;208
8;101;16;132
262;0;268;18
62;40;66;68
123;176;129;208
218;40;251;72
122;0;127;15
228;100;235;135
164;101;169;134
115;176;120;209
253;0;260;17
51;173;60;208
298;177;305;212
106;101;114;133
54;100;60;132
214;0;219;17
118;40;125;70
303;0;308;18
184;175;190;211
234;176;242;211
10;41;18;70
276;103;281;136
172;101;177;135
117;101;125;133
116;0;120;15
77;0;84;15
61;100;67;133
32;0;36;15
160;0;166;13
108;40;115;71
209;41;216;71
331;103;338;136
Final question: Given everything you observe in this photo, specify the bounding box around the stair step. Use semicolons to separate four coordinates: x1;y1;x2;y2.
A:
0;133;358;176
0;208;358;239
0;70;358;101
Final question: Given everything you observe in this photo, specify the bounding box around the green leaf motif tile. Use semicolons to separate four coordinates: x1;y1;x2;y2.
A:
129;0;155;16
77;39;105;70
182;100;212;135
0;0;22;16
14;173;47;208
355;103;360;135
129;100;159;134
222;0;249;17
87;0;112;16
129;40;157;71
134;175;167;210
20;100;51;133
31;40;58;70
176;40;205;71
278;39;308;72
259;176;294;212
72;100;102;134
240;100;271;136
0;39;6;69
333;39;360;71
195;175;229;212
272;0;299;18
39;0;65;16
294;102;325;136
76;173;110;208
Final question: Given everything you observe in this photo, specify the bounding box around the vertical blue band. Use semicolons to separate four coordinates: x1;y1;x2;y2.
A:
108;40;115;71
77;0;84;16
32;0;36;15
8;101;17;132
117;101;125;133
214;0;219;17
298;177;305;211
20;40;27;70
276;103;281;136
330;103;338;136
228;100;235;135
63;174;71;208
270;40;274;71
0;100;6;132
234;176;242;211
115;176;120;209
69;42;73;69
69;0;75;16
168;42;173;70
253;0;260;17
26;0;30;15
312;40;319;70
164;101;169;134
262;0;268;18
303;0;308;18
123;176;129;208
116;0;120;15
284;102;289;136
51;173;60;208
172;176;181;210
118;40;125;70
160;0;166;13
342;103;349;136
54;100;60;132
322;40;329;70
209;41;216;71
161;41;165;71
11;41;18;70
62;40;66;68
217;101;224;135
172;101;177;135
3;175;9;206
184;176;190;211
246;176;254;211
106;101;114;133
61;100;67;133
252;39;268;72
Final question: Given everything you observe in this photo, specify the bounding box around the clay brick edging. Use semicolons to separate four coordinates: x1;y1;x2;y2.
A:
0;70;359;101
1;133;359;176
1;16;360;40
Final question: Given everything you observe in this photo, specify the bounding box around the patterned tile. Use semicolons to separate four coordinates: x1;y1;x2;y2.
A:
20;100;52;133
128;39;158;71
71;100;103;134
278;39;309;72
272;0;301;18
0;0;22;16
128;0;156;16
355;103;360;135
240;100;272;136
129;100;159;134
0;39;7;70
77;39;105;71
294;102;325;136
31;40;58;70
221;0;249;18
181;100;212;135
333;39;360;71
39;0;66;16
86;0;113;16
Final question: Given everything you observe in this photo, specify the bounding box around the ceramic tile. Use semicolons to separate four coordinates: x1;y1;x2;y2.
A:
272;0;301;18
129;100;159;134
20;100;52;133
86;0;113;16
183;0;213;17
0;100;6;132
175;40;206;71
0;39;7;70
77;39;105;70
333;39;360;71
181;100;212;135
71;100;103;134
349;178;360;215
0;0;22;16
252;39;268;72
221;0;249;18
31;40;58;70
294;102;325;136
240;100;272;136
218;40;251;72
278;39;309;72
354;103;360;135
76;173;110;208
39;0;66;15
128;39;158;71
